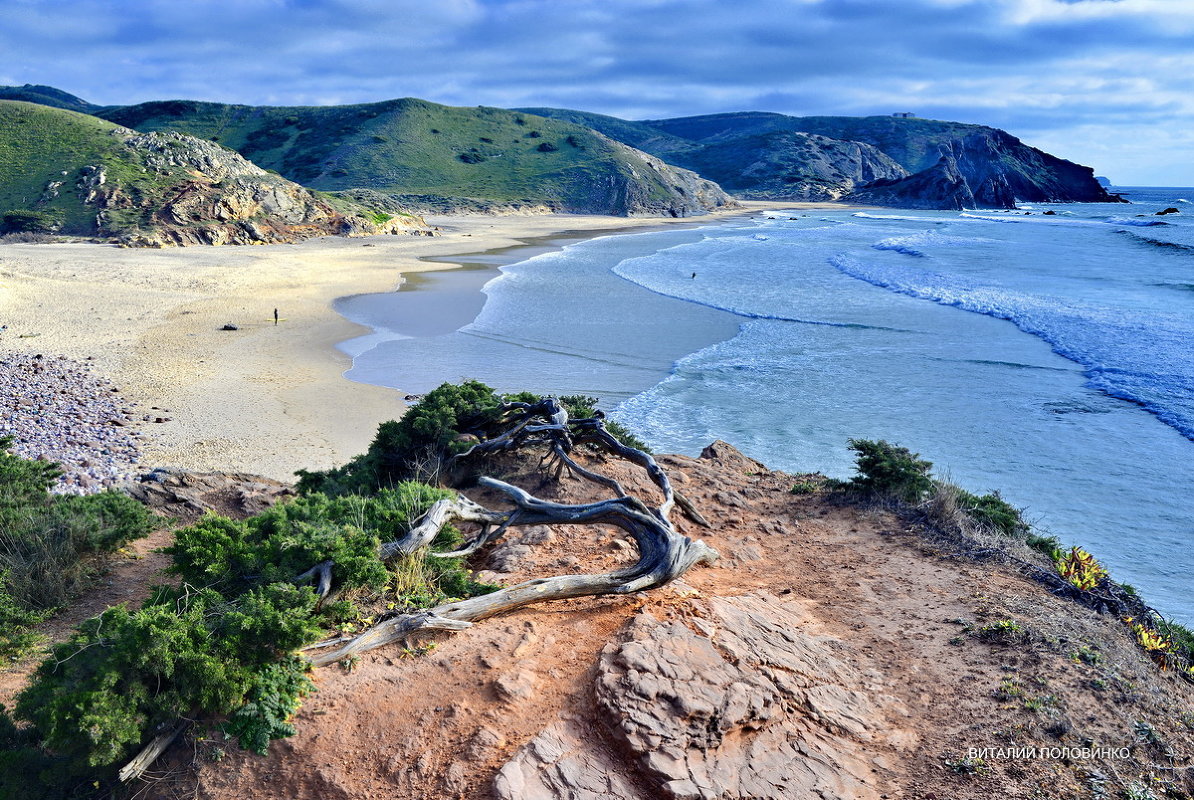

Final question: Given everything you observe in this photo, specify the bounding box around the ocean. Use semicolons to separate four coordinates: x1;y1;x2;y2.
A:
338;187;1194;624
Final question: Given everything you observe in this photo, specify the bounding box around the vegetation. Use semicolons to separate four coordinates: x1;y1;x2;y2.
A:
5;465;493;795
838;437;1194;680
0;100;407;242
1054;546;1110;592
843;438;935;504
298;381;650;495
95;97;688;212
0;437;153;659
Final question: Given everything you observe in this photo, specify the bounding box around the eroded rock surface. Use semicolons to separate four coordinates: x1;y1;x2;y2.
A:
496;592;892;800
120;466;294;520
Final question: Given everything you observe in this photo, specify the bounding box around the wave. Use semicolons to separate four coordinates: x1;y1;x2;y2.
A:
872;231;997;257
828;254;1194;441
1107;217;1171;227
852;212;949;223
1115;230;1194;253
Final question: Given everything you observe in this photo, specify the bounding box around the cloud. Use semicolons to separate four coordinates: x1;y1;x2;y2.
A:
1;0;1190;182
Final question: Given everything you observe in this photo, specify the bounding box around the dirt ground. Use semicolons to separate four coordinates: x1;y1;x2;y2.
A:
6;443;1192;799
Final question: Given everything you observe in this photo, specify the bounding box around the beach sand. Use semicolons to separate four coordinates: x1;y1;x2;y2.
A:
0;201;835;481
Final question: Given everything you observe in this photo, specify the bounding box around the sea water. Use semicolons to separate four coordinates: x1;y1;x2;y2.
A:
340;187;1194;624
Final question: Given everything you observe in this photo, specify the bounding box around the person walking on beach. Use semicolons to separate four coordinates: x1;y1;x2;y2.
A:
274;308;279;326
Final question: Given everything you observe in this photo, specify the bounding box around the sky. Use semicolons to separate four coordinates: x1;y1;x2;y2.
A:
2;0;1191;185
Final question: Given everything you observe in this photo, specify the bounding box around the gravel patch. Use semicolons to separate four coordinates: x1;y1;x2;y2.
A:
0;352;153;494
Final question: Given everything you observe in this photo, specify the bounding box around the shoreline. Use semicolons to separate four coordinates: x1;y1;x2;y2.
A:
0;201;828;481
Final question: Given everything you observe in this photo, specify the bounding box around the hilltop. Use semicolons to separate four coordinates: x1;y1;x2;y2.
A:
95;98;735;217
3;84;1123;213
0;100;429;245
522;108;1124;209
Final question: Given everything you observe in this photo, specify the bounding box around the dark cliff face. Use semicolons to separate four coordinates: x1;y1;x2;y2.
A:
845;128;1126;209
525;109;1122;209
667;131;908;201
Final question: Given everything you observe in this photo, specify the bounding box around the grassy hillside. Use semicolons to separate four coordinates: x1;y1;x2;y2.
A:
524;108;908;201
99;98;722;213
0;100;168;234
515;106;694;156
0;84;96;115
0;100;421;244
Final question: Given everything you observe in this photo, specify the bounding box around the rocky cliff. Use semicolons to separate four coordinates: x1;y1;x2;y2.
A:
525;108;1123;210
671;130;908;201
845;127;1126;209
106;130;431;246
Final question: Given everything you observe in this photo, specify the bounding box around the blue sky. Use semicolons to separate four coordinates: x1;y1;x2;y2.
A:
2;0;1191;184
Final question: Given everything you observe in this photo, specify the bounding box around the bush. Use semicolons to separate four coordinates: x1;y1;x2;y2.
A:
955;489;1029;538
165;487;454;595
536;141;558;152
1;210;60;234
298;380;504;494
15;584;322;775
0;437;153;612
12;480;485;789
845;439;934;503
297;383;655;495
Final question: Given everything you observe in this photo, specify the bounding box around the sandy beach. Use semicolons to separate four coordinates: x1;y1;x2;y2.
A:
0;201;828;481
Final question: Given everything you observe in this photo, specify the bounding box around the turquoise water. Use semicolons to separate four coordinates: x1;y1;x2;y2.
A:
340;188;1194;624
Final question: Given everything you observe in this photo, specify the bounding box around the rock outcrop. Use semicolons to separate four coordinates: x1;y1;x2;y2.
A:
496;593;889;800
524;108;1124;209
579;137;738;217
669;131;908;201
120;467;295;520
0;99;434;246
100;130;432;246
846;128;1126;209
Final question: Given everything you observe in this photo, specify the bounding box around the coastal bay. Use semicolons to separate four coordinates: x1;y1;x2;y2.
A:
0;204;793;482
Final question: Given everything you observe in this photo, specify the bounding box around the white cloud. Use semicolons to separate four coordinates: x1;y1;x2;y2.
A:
2;0;1192;182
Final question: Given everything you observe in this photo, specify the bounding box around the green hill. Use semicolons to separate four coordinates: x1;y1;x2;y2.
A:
97;98;733;215
0;84;97;115
0;100;422;245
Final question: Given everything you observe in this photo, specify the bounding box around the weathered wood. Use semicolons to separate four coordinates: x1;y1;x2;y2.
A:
308;475;718;667
118;720;190;783
378;495;507;561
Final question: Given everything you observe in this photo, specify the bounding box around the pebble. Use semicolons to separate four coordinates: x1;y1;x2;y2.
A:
0;352;144;495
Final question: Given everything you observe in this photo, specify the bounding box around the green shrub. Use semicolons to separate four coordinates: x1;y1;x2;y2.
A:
298;380;504;494
222;655;314;754
0;437;153;611
296;384;654;493
1026;533;1063;558
845;439;934;503
1;209;60;234
15;584;322;775
0;578;49;659
955;489;1029;538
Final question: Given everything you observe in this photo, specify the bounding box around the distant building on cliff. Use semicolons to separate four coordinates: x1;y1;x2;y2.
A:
892;112;916;118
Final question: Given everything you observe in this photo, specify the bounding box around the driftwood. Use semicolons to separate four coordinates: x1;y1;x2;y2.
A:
308;397;719;665
121;397;717;782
